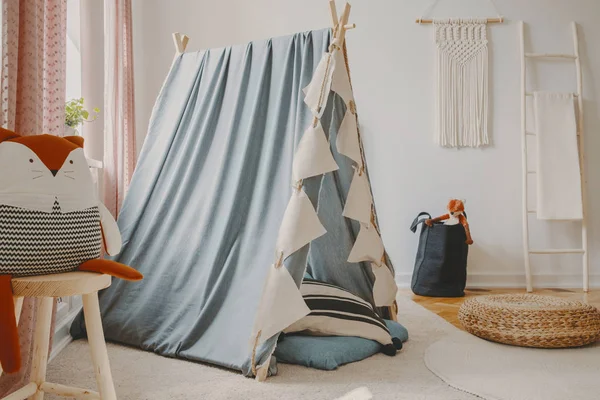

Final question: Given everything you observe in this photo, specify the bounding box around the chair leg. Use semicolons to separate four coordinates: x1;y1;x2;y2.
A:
14;297;24;325
82;292;116;400
28;297;55;400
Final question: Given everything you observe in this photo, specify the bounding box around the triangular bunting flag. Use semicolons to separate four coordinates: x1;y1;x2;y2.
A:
303;52;335;117
331;50;354;104
276;188;327;259
371;262;398;307
348;222;384;264
292;122;339;182
336;108;362;166
342;169;372;224
250;264;310;349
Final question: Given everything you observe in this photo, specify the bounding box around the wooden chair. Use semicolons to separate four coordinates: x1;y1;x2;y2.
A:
1;272;116;400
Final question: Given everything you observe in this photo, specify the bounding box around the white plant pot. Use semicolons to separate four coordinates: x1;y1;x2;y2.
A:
64;125;78;136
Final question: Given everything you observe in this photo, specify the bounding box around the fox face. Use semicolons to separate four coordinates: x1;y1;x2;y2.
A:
447;199;465;216
0;129;97;213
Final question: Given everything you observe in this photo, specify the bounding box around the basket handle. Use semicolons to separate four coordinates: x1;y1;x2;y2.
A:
410;212;431;233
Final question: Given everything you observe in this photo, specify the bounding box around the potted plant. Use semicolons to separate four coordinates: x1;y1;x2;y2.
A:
64;98;100;136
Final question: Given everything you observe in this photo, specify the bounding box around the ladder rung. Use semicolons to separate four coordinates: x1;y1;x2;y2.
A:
527;170;536;174
529;248;585;254
525;52;577;59
527;210;536;214
525;131;580;137
526;92;579;97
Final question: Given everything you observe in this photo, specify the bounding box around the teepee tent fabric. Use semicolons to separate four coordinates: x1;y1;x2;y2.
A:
251;33;397;376
71;27;396;379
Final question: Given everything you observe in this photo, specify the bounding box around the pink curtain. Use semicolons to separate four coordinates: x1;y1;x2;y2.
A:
0;0;66;395
0;0;67;135
103;0;137;217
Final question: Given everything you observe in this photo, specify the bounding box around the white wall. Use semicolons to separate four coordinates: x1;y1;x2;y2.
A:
131;0;600;288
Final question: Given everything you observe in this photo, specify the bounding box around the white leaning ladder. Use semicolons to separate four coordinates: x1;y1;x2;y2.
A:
519;21;588;293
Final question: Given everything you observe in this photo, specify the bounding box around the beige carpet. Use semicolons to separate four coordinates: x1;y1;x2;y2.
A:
45;297;478;400
425;330;600;400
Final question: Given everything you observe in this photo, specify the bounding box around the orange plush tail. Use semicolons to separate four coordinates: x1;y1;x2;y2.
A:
79;259;143;281
0;275;21;374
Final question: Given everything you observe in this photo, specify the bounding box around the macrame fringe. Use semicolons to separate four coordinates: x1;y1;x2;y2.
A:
435;19;489;148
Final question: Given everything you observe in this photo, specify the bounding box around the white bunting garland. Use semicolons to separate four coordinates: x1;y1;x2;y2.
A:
275;188;327;261
342;168;372;224
371;262;398;307
348;222;384;265
292;122;339;182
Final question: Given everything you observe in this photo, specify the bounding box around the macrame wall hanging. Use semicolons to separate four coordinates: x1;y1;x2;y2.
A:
417;0;504;148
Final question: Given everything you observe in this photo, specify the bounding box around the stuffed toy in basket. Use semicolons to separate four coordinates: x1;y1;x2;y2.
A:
0;128;143;374
410;199;472;297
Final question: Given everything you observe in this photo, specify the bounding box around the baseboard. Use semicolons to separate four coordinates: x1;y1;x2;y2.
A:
50;305;82;361
395;273;600;289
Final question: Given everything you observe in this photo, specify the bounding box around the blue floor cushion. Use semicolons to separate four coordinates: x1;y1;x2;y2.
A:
275;320;408;370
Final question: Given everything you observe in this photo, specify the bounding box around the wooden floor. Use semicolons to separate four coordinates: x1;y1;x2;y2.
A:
401;288;600;330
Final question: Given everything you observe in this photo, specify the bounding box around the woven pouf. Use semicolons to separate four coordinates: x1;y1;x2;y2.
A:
458;294;600;348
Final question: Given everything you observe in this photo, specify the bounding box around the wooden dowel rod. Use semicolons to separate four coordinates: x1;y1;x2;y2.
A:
529;248;585;254
329;0;338;27
181;35;190;52
333;3;352;47
526;91;578;97
172;32;190;55
416;17;504;24
344;23;356;30
525;52;576;59
172;32;183;54
2;382;38;400
40;382;100;400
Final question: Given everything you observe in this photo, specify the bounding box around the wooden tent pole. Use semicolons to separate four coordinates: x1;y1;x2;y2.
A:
332;2;397;320
333;3;352;48
330;2;356;45
172;32;190;55
329;0;338;27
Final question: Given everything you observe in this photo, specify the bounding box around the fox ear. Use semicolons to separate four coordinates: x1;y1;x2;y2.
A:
0;127;19;143
461;199;467;205
64;136;84;148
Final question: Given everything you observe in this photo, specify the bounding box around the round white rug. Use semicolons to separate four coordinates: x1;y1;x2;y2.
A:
425;331;600;400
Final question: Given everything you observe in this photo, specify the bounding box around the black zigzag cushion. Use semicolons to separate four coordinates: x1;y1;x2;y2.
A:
0;200;102;277
284;278;402;356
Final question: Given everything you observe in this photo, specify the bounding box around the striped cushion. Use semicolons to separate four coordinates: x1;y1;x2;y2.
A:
284;279;401;355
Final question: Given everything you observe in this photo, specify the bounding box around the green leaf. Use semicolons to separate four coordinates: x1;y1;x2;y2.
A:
65;98;100;128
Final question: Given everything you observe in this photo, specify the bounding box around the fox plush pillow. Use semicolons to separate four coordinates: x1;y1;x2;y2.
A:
0;128;143;374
